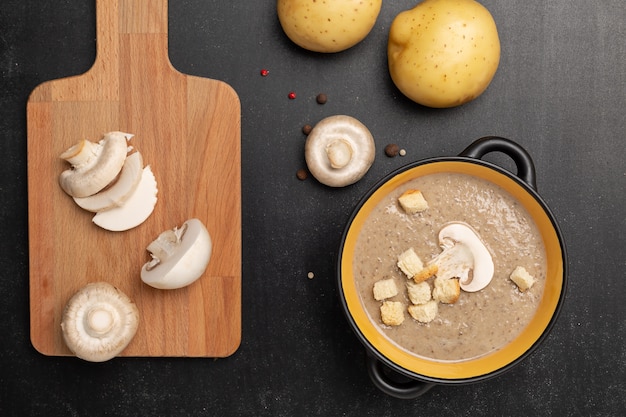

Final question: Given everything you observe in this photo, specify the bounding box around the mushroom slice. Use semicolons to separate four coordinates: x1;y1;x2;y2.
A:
141;218;212;290
429;222;494;292
304;115;375;187
61;282;139;362
59;131;132;198
73;152;144;212
92;165;158;231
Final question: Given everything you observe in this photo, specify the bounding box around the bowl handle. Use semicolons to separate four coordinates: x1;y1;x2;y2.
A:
365;353;435;399
460;136;537;191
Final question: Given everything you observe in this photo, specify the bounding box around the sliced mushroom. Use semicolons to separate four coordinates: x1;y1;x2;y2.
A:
304;115;375;187
61;282;139;362
73;151;144;212
59;132;132;198
141;218;212;290
429;222;494;292
92;166;158;231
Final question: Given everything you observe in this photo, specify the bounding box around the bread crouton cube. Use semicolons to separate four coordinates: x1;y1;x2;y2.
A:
412;263;438;284
397;248;424;279
373;278;398;301
433;277;461;304
398;189;429;214
406;281;431;305
408;300;438;323
510;266;535;292
380;301;405;326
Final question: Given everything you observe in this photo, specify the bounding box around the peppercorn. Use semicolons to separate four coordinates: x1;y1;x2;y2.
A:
302;124;313;135
384;143;400;157
316;93;327;104
296;169;308;180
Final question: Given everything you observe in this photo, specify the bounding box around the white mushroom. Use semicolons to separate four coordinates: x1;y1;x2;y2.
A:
61;282;139;362
73;151;144;212
304;115;375;187
430;222;494;292
92;166;158;231
140;218;212;290
59;132;132;198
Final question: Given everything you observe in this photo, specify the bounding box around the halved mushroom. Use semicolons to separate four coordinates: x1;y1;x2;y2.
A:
304;115;375;187
92;166;158;231
73;151;144;212
141;218;212;290
61;282;139;362
59;132;132;198
429;222;494;292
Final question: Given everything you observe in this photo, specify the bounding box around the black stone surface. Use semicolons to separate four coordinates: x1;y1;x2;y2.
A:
1;1;625;415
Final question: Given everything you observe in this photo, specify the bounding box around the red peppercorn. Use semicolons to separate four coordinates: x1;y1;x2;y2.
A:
260;69;269;77
288;92;296;100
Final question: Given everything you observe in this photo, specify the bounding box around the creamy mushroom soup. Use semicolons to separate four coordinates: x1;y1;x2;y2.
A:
353;172;546;361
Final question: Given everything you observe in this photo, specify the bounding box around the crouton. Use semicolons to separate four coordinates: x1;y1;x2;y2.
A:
380;301;405;326
406;281;431;305
398;189;429;214
397;248;424;279
373;278;398;301
412;263;438;284
510;266;535;292
433;277;461;304
408;300;438;323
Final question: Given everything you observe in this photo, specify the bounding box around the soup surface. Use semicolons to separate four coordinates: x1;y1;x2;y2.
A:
353;172;546;361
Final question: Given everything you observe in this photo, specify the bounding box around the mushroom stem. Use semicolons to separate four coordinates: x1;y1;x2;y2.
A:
60;139;101;167
325;138;353;169
85;307;115;336
145;222;189;271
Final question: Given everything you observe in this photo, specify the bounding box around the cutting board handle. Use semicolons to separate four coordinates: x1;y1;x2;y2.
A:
94;0;170;72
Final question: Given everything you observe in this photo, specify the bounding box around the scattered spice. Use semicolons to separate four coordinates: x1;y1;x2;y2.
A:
302;124;313;135
316;93;327;104
384;143;400;157
296;169;308;180
399;149;407;156
307;272;315;279
288;92;297;100
260;69;269;77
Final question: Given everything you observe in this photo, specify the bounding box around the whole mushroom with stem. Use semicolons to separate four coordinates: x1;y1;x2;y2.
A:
304;115;376;187
61;282;139;362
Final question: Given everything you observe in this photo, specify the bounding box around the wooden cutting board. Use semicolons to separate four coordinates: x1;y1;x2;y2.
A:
27;0;241;358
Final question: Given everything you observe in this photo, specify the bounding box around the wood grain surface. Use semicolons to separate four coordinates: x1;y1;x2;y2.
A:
26;0;241;358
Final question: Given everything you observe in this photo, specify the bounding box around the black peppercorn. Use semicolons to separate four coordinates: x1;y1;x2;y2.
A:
296;169;308;180
384;143;400;157
316;93;327;104
302;124;313;135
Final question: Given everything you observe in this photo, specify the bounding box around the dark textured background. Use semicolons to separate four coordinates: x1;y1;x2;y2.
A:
1;1;625;415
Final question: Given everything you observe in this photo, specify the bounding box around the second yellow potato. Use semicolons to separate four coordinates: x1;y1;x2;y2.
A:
388;0;501;108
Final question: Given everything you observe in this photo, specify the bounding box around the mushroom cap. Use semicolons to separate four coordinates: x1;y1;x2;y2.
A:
305;115;375;187
436;222;494;292
91;165;158;231
140;218;212;290
73;151;144;212
61;282;139;362
59;132;131;198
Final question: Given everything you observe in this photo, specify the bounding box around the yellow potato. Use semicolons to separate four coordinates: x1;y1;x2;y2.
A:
277;0;382;53
388;0;500;108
